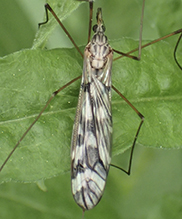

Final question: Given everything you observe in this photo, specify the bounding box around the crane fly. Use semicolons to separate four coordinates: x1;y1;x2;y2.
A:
0;0;182;213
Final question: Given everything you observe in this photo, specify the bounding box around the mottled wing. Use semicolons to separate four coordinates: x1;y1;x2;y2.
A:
71;49;113;210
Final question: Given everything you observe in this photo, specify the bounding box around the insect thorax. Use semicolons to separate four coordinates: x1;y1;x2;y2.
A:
89;32;112;70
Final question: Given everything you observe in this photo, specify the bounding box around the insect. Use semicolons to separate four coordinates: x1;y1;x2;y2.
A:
70;3;146;210
0;0;182;215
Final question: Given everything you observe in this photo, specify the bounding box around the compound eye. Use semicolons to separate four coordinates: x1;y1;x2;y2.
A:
93;24;98;32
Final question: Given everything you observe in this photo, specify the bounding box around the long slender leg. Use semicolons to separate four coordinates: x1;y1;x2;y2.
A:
174;33;182;70
114;28;182;62
111;85;144;175
87;1;94;43
113;0;145;60
39;1;94;58
39;3;83;58
0;75;81;172
113;0;182;70
110;0;182;175
0;1;94;173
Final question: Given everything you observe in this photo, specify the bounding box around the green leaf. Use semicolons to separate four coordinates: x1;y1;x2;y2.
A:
33;0;84;49
0;1;182;219
0;37;182;183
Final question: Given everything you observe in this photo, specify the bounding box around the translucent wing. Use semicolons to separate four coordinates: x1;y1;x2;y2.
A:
71;44;113;210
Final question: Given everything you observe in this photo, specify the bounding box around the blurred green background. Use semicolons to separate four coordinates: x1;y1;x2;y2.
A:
1;0;182;56
0;0;182;219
